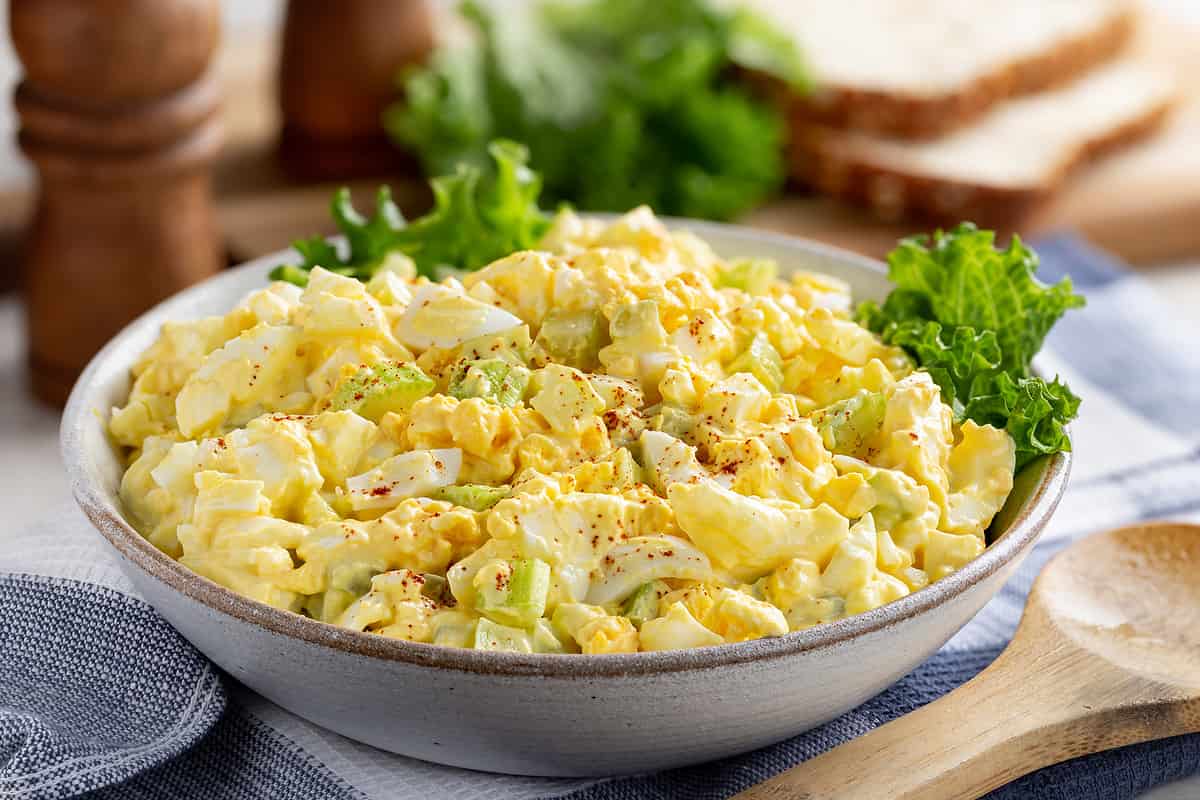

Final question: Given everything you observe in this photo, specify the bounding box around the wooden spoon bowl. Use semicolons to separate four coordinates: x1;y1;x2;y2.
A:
737;522;1200;800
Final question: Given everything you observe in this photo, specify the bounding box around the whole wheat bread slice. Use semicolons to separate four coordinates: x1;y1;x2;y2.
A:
750;0;1136;139
789;61;1175;226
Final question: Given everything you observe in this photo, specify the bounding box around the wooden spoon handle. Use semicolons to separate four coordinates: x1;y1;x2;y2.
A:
733;640;1172;800
736;522;1200;799
733;653;1047;799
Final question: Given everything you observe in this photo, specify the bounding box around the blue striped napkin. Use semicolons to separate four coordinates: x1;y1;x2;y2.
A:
2;235;1198;800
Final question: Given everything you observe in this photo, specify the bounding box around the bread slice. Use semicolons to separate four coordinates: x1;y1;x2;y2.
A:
788;61;1176;225
750;0;1135;139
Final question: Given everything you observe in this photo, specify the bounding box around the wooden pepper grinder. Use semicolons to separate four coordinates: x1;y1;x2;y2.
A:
11;0;223;406
278;0;434;180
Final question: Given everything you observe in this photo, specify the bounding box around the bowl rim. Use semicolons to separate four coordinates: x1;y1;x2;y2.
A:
61;218;1070;679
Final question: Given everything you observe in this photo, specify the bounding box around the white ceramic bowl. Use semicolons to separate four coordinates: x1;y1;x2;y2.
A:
62;220;1069;776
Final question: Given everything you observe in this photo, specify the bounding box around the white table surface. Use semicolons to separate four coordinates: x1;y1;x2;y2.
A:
0;1;1197;796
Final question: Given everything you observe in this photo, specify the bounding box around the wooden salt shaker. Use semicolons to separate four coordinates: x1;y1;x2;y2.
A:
278;0;434;180
11;0;223;406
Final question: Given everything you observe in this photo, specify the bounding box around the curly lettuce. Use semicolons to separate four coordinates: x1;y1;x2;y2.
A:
858;224;1085;470
271;141;551;286
385;0;809;221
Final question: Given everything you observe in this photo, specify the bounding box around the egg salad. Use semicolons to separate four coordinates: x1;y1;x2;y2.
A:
110;207;1017;654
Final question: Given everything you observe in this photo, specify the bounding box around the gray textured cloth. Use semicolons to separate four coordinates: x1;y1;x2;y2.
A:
2;236;1198;799
1;577;225;800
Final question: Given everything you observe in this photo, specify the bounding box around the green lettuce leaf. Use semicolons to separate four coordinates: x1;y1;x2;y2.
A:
884;319;1002;413
385;0;808;221
858;223;1086;470
963;373;1080;469
877;224;1086;374
390;140;551;276
386;46;492;178
270;140;551;286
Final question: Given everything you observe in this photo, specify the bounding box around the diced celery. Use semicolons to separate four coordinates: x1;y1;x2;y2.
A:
319;562;380;622
331;562;379;593
475;558;551;627
330;361;435;421
650;405;699;442
473;618;534;652
432;483;511;511
302;595;324;620
622;580;669;628
449;358;530;407
609;300;662;340
531;618;571;653
432;611;478;648
493;365;530;407
812;390;887;457
535;308;610;371
727;333;784;392
717;259;778;295
783;595;846;630
420;573;451;604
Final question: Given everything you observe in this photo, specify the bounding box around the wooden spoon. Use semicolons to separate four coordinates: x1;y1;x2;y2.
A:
736;522;1200;800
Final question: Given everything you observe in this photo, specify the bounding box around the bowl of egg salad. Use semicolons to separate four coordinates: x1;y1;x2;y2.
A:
63;207;1070;776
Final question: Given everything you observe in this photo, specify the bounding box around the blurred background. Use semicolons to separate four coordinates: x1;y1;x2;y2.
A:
0;0;1195;184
